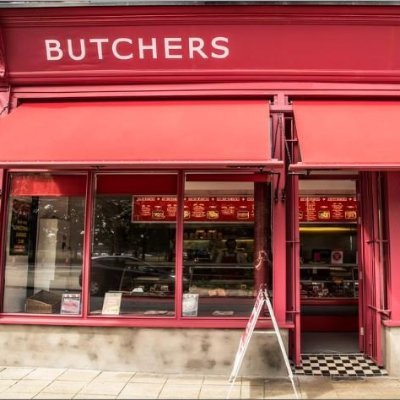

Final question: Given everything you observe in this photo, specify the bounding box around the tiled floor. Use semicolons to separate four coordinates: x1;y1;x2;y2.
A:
294;354;388;377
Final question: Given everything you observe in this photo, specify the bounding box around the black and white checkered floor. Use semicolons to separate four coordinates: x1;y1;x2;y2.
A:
293;354;388;377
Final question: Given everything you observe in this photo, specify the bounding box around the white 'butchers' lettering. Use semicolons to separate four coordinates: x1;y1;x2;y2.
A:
45;36;230;61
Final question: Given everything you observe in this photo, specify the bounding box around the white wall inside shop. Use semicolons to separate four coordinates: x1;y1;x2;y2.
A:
186;178;357;196
0;325;289;377
384;326;400;376
299;179;356;195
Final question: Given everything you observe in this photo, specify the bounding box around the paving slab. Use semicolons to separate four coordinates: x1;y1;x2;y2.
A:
117;382;164;399
74;395;117;399
203;375;241;386
241;378;266;387
0;393;34;399
129;373;167;384
300;390;339;399
264;394;301;399
166;374;204;385
200;384;241;399
158;383;202;399
4;379;52;394
33;393;75;399
78;381;126;396
25;368;66;381
0;368;34;380
334;388;400;399
94;371;135;383
57;369;101;382
0;379;18;392
240;384;264;399
40;380;87;395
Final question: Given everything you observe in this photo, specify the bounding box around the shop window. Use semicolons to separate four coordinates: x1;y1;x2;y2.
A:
3;173;86;314
182;178;271;317
298;190;359;332
299;194;358;301
90;174;177;316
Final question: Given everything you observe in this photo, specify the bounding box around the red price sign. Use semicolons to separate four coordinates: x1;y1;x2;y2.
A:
299;196;357;222
132;196;254;222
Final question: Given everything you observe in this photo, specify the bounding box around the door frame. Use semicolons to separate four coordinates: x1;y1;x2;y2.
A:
358;172;387;365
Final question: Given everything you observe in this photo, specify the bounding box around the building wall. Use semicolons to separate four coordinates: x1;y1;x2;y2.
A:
0;325;289;376
384;327;400;376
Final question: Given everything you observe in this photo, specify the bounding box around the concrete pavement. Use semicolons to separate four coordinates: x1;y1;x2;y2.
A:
0;366;399;399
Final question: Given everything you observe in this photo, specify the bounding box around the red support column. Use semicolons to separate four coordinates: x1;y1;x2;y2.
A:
253;182;271;291
175;171;184;319
272;112;286;325
385;172;400;321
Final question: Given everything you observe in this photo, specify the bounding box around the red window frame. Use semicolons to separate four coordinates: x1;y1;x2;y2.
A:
0;170;280;330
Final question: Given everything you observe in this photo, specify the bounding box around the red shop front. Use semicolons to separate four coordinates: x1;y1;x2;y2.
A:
0;3;400;376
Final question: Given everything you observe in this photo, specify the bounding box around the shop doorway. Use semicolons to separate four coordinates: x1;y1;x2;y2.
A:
298;177;360;355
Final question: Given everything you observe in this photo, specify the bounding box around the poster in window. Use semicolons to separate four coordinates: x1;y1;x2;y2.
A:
182;293;199;317
102;292;122;315
60;293;81;315
9;199;31;256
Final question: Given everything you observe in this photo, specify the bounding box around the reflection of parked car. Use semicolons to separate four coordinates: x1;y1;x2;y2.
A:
80;256;184;296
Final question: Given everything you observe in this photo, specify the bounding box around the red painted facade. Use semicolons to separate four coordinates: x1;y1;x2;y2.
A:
0;4;400;368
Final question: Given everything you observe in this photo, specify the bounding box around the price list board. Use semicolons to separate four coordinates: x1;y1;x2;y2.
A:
132;195;357;223
299;196;357;222
132;196;254;222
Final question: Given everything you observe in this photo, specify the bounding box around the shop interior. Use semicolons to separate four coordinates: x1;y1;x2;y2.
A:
299;176;359;354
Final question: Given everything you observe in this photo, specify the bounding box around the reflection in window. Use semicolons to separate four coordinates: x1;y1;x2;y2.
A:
3;174;85;314
90;193;176;316
182;179;271;318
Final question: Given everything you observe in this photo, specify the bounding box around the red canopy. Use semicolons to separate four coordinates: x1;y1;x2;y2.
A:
292;101;400;170
0;100;281;169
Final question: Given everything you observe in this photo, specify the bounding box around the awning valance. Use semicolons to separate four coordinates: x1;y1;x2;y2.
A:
291;101;400;171
0;100;281;169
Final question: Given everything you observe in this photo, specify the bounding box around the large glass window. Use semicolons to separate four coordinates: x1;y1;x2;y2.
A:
90;174;177;316
3;172;272;320
182;177;271;317
3;174;86;314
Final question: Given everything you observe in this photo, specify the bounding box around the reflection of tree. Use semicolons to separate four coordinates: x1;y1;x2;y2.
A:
94;197;131;255
94;197;147;256
94;196;175;260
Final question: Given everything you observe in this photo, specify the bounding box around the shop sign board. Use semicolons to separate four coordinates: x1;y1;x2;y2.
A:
4;9;400;84
228;288;299;399
229;288;265;383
